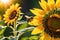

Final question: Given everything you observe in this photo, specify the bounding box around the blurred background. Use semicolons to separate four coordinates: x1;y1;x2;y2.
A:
0;0;40;18
0;0;41;40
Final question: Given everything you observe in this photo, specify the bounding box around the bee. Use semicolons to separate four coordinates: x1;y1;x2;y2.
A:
25;15;33;22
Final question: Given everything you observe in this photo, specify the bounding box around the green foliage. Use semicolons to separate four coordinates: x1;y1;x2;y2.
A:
3;27;13;37
0;0;42;40
0;7;5;16
18;31;40;40
0;28;5;38
17;22;29;30
3;38;9;40
0;20;5;26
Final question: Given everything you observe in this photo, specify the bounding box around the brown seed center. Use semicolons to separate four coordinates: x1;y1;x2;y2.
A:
9;10;17;20
47;17;60;32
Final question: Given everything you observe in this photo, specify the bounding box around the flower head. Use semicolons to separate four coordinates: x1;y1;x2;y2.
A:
29;0;60;40
4;3;21;25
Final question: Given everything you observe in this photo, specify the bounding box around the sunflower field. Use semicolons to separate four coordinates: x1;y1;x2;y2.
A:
0;0;60;40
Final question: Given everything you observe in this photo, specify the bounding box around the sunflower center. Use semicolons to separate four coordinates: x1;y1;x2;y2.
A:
9;10;17;20
43;9;60;37
47;17;60;31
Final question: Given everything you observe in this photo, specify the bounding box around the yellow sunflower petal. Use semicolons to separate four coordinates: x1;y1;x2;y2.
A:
39;32;51;40
29;19;40;25
15;3;19;7
39;0;50;11
29;16;43;25
56;0;60;8
10;4;15;9
31;27;41;35
15;4;19;10
33;16;43;21
30;8;45;16
31;26;44;35
39;34;44;40
48;0;55;10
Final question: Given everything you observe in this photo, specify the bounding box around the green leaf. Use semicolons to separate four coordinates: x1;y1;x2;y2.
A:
0;20;5;26
17;22;29;30
29;36;39;40
0;27;6;38
3;27;13;37
20;37;28;40
18;31;40;40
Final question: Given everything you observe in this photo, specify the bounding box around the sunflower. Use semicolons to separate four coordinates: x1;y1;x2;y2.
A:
4;3;21;25
29;0;60;40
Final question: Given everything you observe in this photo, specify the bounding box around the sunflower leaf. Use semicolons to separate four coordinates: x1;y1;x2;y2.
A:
3;27;13;37
18;30;40;40
17;21;29;30
0;27;6;38
0;20;5;26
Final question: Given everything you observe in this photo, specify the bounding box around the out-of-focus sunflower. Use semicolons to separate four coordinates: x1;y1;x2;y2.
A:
4;3;21;25
0;15;2;20
29;0;60;40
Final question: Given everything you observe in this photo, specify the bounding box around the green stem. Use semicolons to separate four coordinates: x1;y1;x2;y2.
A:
14;21;16;36
13;21;18;40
